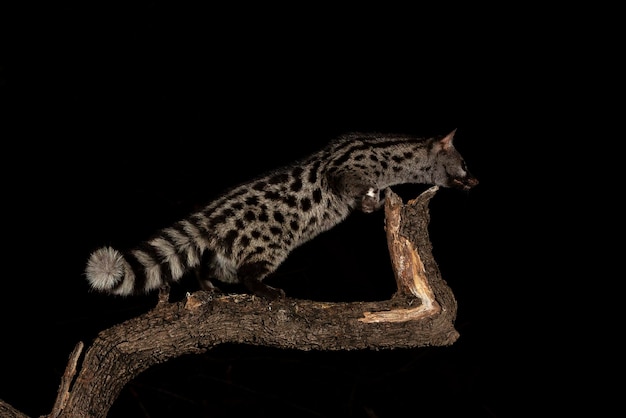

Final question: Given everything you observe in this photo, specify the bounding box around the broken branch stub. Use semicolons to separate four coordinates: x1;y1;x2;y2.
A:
359;186;457;324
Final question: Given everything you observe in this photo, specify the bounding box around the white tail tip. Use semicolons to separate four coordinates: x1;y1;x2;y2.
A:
85;247;126;291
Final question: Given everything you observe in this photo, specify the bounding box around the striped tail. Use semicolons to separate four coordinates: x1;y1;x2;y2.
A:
85;220;209;296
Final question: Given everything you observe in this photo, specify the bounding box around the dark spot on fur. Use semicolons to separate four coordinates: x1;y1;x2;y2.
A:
283;195;297;207
268;173;289;184
312;188;322;203
223;229;239;255
208;208;234;229
292;166;304;177
290;178;303;192
308;160;320;183
274;212;285;223
265;191;280;200
252;181;266;191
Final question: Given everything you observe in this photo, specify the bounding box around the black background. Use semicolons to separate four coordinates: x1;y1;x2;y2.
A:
0;4;578;418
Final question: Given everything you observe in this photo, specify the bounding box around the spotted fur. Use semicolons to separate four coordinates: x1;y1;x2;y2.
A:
85;129;478;299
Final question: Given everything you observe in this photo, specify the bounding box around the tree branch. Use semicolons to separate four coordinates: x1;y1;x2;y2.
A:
2;186;460;418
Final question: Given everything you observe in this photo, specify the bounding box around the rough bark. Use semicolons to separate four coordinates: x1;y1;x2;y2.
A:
1;186;459;418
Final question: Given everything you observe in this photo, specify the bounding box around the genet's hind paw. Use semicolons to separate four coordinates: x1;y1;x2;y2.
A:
243;277;286;300
256;285;286;300
197;278;223;294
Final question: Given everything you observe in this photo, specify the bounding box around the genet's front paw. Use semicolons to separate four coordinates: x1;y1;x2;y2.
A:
360;187;380;213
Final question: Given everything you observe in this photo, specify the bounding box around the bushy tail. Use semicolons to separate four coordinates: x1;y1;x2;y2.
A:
86;244;199;296
85;220;210;296
85;247;141;296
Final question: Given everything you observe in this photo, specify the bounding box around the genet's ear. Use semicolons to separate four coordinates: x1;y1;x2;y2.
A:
432;129;457;152
440;129;457;149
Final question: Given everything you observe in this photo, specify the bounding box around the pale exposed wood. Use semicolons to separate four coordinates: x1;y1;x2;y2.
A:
360;186;441;323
